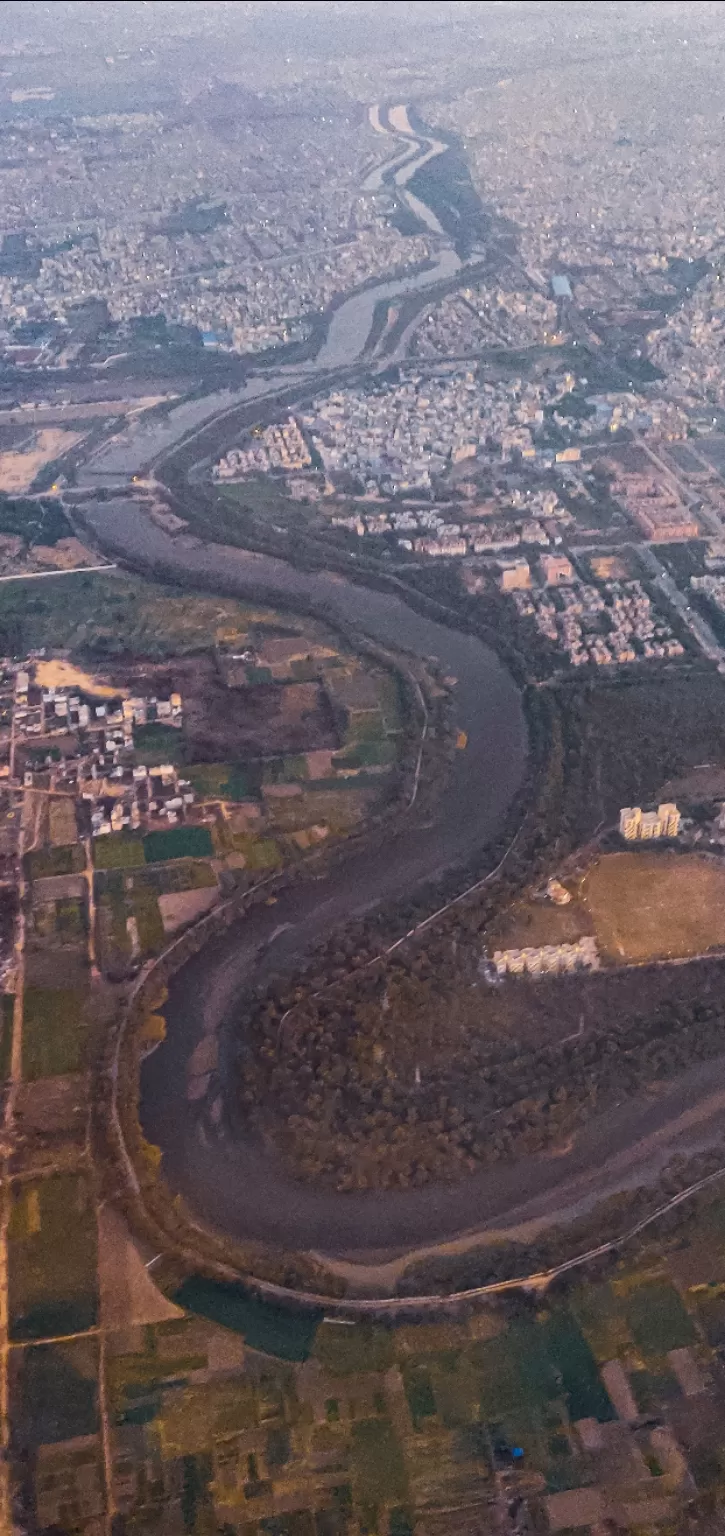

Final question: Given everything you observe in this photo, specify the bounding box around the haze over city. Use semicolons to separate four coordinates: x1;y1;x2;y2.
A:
4;4;725;1533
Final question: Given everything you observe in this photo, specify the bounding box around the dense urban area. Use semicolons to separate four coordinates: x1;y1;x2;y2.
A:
6;3;725;1535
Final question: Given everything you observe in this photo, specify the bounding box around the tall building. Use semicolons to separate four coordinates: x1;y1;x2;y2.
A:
658;802;681;837
619;803;680;840
619;806;642;839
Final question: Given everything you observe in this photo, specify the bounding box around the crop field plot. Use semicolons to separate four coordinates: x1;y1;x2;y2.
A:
352;1418;408;1506
582;852;725;962
228;832;283;870
22;985;88;1080
143;824;214;863
10;1336;100;1447
623;1280;698;1358
8;1171;99;1341
314;1322;394;1378
473;1309;614;1456
92;832;145;871
572;1282;634;1362
30;896;87;948
188;760;259;800
26;842;85;881
48;797;78;847
9;1337;103;1529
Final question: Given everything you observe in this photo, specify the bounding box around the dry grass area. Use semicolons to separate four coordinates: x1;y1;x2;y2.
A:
486;894;588;951
158;887;218;935
0;429;81;492
97;1207;182;1329
589;553;632;580
48;798;78;848
582;852;725;962
266;786;375;836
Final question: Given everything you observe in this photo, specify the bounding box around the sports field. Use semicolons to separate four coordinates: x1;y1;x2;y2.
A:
582;852;725;962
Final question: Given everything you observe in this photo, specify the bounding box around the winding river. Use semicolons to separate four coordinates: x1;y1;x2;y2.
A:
78;110;725;1278
79;113;464;483
69;108;725;1288
83;114;532;1265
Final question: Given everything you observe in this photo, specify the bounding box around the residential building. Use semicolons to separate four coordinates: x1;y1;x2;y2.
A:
619;802;681;840
499;559;532;592
540;553;575;585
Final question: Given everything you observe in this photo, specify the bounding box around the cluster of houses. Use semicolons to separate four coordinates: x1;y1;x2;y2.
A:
512;578;685;668
213;418;311;480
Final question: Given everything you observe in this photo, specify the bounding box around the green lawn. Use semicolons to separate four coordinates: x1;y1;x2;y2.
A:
22;986;87;1080
8;1172;99;1341
143;825;214;863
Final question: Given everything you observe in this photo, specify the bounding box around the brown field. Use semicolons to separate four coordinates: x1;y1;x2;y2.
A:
158;887;218;935
486;894;588;951
0;428;82;493
589;552;635;581
48;798;78;848
582;852;725;962
266;786;375;836
98;1207;182;1329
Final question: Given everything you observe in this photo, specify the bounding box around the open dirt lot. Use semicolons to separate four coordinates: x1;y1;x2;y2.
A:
158;886;219;935
0;429;82;492
98;1207;182;1330
583;851;725;962
35;659;121;698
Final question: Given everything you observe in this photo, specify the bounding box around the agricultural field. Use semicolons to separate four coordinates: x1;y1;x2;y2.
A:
26;842;85;881
11;1162;725;1531
7;1171;98;1340
583;852;725;963
21;985;89;1080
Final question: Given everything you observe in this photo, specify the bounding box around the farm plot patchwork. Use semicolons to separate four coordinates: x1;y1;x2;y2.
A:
8;1171;99;1341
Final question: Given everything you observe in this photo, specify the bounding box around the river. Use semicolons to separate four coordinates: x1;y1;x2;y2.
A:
80;497;527;1258
93;503;725;1272
77;110;725;1288
78;115;463;481
80;112;534;1268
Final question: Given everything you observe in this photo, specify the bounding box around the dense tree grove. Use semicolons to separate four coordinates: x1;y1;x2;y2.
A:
235;667;725;1191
